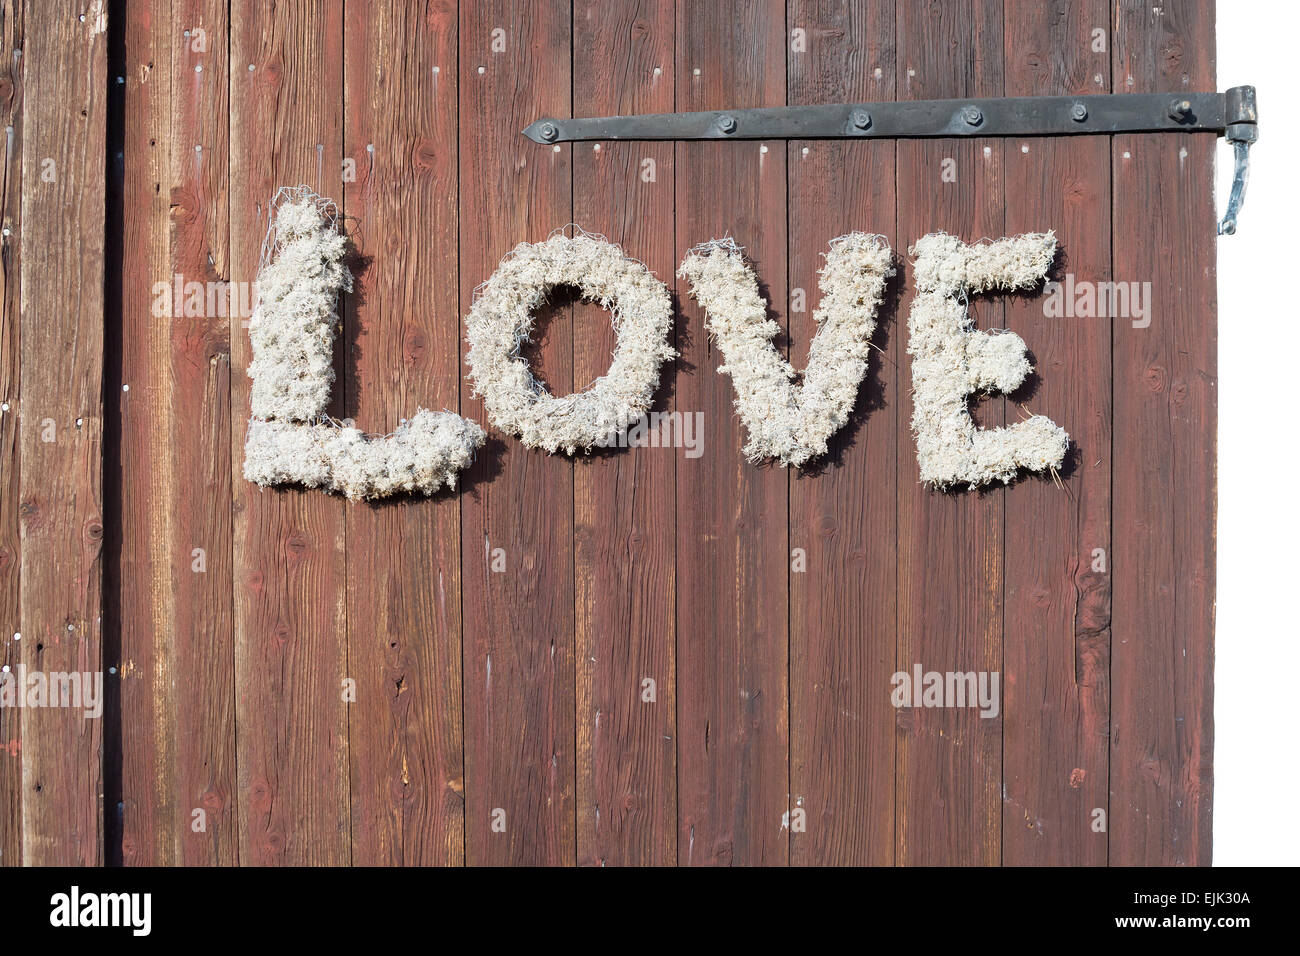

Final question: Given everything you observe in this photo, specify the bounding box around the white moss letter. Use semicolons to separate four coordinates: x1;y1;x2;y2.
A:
906;231;1069;489
242;188;485;500
677;234;894;467
464;232;676;454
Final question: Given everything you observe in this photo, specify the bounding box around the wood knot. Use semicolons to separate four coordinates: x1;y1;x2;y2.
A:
403;328;427;366
285;529;309;555
1161;39;1185;74
1063;179;1088;203
389;774;415;803
168;185;200;225
412;137;439;171
261;830;285;855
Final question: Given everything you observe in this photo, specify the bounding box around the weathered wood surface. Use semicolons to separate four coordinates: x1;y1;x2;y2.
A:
1110;0;1216;865
787;0;896;866
344;0;465;869
1001;0;1112;867
0;0;1217;866
675;0;789;866
572;0;677;867
113;0;236;868
16;0;107;865
459;0;576;865
895;0;1006;867
0;0;24;869
229;1;351;865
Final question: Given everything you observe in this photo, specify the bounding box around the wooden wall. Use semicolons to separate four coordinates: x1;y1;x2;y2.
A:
0;0;1216;865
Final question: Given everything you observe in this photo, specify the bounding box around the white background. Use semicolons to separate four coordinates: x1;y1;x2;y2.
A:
1215;4;1299;865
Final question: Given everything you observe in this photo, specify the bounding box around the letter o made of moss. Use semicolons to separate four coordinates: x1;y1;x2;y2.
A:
464;233;676;455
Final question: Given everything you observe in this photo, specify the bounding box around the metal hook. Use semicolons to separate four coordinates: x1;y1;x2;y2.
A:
1218;87;1259;236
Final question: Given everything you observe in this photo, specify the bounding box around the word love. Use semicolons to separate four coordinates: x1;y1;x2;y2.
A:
243;188;1068;501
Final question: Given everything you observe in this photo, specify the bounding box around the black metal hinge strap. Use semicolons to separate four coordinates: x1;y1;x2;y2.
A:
524;86;1259;234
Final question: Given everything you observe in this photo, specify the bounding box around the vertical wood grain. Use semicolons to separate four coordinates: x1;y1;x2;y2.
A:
572;0;677;867
18;0;107;866
894;0;1005;867
787;0;897;867
167;0;235;868
113;0;173;865
1110;0;1215;866
0;0;22;868
1000;0;1112;867
343;0;465;866
459;0;575;866
230;0;351;866
115;0;236;867
675;0;789;866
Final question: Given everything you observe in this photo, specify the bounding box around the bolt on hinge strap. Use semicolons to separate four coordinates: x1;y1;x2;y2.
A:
525;86;1258;235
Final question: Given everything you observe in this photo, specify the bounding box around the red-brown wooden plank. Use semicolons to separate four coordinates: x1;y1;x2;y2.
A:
167;0;235;868
894;0;1005;867
230;0;351;865
115;0;237;867
1000;0;1112;867
18;0;107;865
675;0;789;866
1110;0;1215;865
112;0;172;865
459;0;576;866
111;0;166;869
787;0;897;866
343;0;465;866
0;0;22;868
572;0;676;867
